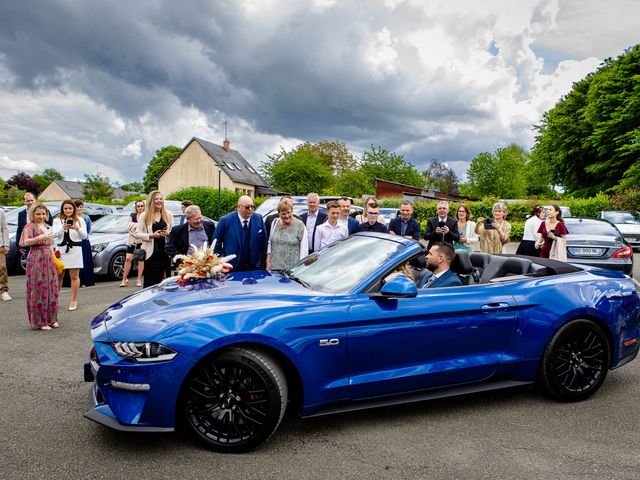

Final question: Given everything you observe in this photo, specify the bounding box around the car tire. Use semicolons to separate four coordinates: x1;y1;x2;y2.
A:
183;347;288;453
18;251;27;275
108;251;126;280
538;319;610;402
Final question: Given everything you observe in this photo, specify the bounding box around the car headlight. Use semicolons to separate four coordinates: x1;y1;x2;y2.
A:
91;242;108;253
112;342;178;362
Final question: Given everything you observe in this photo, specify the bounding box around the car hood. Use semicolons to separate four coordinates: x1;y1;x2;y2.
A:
89;232;126;244
92;271;317;341
615;224;640;235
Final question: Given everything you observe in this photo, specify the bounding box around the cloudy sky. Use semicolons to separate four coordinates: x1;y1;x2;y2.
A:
0;0;638;185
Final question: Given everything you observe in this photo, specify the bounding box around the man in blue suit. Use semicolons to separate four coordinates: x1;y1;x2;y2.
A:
388;200;421;240
418;242;462;289
338;197;359;235
212;196;267;272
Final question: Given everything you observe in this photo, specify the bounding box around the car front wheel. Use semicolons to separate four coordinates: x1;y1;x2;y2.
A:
538;319;610;401
108;251;126;280
183;347;288;453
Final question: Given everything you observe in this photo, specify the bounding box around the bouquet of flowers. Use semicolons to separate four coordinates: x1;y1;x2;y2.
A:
173;240;236;285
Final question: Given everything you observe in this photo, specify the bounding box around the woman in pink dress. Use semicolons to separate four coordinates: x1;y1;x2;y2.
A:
19;203;60;330
536;204;569;259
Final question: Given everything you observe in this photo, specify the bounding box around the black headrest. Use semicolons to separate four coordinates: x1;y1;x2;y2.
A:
451;249;473;275
409;255;426;269
501;257;532;275
470;252;490;269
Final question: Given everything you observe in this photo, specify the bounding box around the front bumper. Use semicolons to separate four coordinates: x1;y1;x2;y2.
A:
83;343;195;432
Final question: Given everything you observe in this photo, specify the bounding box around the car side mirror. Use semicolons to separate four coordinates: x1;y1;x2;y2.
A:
370;275;417;299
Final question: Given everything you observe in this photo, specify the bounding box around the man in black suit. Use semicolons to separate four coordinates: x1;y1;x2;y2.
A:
424;200;460;250
388;200;421;240
299;192;327;253
166;205;216;266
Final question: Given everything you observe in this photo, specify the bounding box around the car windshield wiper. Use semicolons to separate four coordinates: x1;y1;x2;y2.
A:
284;271;311;289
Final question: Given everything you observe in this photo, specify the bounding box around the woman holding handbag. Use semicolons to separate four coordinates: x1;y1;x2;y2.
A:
135;191;173;288
536;204;568;259
120;200;145;287
53;199;87;310
19;203;60;330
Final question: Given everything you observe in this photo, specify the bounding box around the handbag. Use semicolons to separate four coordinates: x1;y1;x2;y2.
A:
132;248;146;261
53;255;65;274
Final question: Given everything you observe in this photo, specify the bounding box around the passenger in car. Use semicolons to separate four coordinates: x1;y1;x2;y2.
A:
418;242;463;289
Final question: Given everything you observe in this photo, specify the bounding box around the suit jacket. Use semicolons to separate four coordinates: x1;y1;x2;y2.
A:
419;269;462;289
300;210;328;253
388;217;421;241
166;221;216;259
345;216;359;235
212;212;267;271
424;216;460;249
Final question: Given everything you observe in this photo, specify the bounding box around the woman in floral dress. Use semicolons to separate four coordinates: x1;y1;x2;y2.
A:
19;203;60;331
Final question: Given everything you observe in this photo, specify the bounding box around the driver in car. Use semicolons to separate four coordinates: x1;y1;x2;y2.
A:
417;242;462;289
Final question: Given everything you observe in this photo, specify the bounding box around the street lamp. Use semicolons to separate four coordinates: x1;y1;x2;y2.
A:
217;167;221;220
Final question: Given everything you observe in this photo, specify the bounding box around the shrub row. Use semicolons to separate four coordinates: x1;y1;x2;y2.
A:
166;187;268;220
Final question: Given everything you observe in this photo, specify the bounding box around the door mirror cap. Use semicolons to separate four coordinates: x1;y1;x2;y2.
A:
370;274;417;299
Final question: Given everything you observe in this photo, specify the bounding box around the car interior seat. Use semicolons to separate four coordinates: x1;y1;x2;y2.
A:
480;256;532;283
451;250;476;285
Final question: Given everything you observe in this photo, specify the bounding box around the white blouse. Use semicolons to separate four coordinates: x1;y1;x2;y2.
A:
522;216;543;241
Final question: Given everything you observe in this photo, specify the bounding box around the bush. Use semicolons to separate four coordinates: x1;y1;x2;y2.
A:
607;188;640;211
564;193;610;217
167;187;243;221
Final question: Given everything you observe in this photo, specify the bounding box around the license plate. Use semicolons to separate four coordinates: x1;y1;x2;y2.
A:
570;247;604;256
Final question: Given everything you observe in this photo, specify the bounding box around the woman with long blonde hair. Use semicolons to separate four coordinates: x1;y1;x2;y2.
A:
135;191;173;287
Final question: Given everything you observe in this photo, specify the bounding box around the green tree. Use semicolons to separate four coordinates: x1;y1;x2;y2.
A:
269;149;334;195
118;181;144;193
83;173;114;201
143;145;181;193
331;169;371;197
532;44;640;196
360;145;424;190
422;160;460;194
465;144;528;198
32;168;64;192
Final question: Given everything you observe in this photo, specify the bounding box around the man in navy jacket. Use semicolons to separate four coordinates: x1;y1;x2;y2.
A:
212;196;267;271
418;242;462;289
338;197;359;235
388;200;421;240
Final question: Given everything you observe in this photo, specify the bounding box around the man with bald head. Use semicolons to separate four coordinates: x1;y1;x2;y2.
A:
212;195;267;271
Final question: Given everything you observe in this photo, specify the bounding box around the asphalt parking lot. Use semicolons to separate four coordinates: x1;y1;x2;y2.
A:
1;253;639;480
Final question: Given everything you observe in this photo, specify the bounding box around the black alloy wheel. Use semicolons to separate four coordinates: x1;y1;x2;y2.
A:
183;347;288;453
539;319;610;401
108;251;126;280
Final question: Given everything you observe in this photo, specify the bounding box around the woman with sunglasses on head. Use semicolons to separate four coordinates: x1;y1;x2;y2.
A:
19;203;60;330
121;200;145;287
135;191;173;287
52;199;87;310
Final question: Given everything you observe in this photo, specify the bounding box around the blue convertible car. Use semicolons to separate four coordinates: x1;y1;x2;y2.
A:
84;233;640;452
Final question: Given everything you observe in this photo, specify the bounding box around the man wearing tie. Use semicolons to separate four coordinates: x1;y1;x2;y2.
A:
212;196;267;272
424;200;460;250
299;192;327;254
418;242;462;289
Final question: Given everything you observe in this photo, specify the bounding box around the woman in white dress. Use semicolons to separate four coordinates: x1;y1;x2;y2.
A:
53;199;87;311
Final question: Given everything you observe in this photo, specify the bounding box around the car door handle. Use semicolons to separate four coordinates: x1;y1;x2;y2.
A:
481;303;510;312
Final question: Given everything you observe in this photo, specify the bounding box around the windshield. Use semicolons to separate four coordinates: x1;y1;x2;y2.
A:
602;212;640;224
92;215;130;233
288;235;405;294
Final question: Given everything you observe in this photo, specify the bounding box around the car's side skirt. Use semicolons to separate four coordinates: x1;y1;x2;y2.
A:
302;380;532;418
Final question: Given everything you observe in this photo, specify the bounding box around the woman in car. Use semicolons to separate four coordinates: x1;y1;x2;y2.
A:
19;203;59;330
53;199;87;311
266;200;308;271
475;202;511;254
121;200;145;287
537;204;568;260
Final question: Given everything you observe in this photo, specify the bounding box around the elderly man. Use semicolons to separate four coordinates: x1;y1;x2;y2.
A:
0;207;10;301
337;197;359;235
212;195;267;271
299;192;327;253
418;242;462;289
166;205;216;265
388;200;421;240
424;200;460;250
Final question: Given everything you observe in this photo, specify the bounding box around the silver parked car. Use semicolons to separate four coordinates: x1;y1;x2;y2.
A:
598;211;640;251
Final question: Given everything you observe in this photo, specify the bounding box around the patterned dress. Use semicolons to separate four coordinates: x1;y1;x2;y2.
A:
20;223;59;329
269;219;307;271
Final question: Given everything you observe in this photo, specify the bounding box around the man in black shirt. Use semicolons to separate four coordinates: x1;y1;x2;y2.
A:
356;205;388;233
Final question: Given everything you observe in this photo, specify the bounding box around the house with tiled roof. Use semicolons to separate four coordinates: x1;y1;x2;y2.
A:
157;137;274;197
38;180;131;201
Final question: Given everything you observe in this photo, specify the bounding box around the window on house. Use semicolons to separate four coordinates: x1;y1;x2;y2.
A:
233;163;242;170
225;162;235;170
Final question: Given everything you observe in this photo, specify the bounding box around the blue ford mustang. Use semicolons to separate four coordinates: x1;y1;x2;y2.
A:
84;233;640;452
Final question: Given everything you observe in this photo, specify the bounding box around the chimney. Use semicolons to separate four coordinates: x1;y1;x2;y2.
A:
223;139;230;152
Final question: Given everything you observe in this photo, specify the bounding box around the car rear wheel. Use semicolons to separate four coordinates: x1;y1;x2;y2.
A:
183;347;288;453
538;319;610;401
108;251;126;280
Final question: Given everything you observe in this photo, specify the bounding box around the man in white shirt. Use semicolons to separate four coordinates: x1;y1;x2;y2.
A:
314;201;348;251
300;192;327;253
337;197;359;234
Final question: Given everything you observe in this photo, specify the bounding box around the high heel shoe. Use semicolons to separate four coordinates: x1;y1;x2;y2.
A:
136;281;142;287
119;279;128;287
40;325;52;331
51;322;60;328
68;302;77;311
